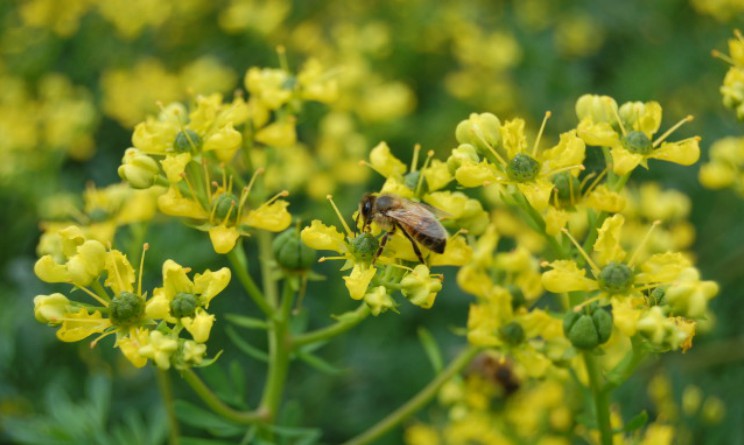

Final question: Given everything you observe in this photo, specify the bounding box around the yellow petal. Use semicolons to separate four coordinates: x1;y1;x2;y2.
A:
542;260;597;293
116;327;150;368
577;118;619;147
204;123;242;161
300;220;346;252
541;130;586;172
243;200;292;232
34;255;71;283
193;267;231;306
160;153;191;183
422;159;452;191
454;160;498;188
158;187;209;219
145;290;172;320
162;259;194;299
343;264;377;300
208;224;241;254
369;141;407;178
56;308;111;342
104;250;135;295
430;235;472;266
650;139;700;166
619;101;662;136
182;310;215;343
610;145;643;176
255;119;297;148
517;178;553;212
593;214;626;266
699;162;736;189
585;185;626;213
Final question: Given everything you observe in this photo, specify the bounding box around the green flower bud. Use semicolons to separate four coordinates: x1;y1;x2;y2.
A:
118;148;160;189
174;129;202;152
447;143;480;175
622;131;653;155
212;193;239;221
110;291;144;327
598;262;634;294
563;308;613;350
506;153;540;182
171;292;198;318
404;170;421;191
575;94;618;123
499;321;525;345
87;207;110;223
349;232;380;263
506;285;526;309
649;287;666;305
273;228;317;271
551;172;581;208
455;113;502;155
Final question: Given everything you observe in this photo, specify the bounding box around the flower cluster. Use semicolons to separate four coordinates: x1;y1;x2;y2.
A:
33;228;230;370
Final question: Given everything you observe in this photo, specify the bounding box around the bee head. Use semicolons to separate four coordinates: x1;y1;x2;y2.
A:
358;194;376;231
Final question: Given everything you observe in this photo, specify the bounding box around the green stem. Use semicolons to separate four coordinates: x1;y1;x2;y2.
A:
606;336;647;390
583;352;613;445
156;369;180;445
512;190;567;258
292;303;371;348
257;231;279;308
342;345;481;445
181;368;265;424
259;279;294;419
227;244;273;316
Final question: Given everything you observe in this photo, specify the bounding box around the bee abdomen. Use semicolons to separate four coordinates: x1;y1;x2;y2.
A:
417;233;446;253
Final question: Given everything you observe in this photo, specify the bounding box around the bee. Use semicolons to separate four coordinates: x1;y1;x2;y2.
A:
357;193;447;263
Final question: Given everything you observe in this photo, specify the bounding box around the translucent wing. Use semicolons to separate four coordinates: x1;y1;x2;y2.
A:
386;200;448;241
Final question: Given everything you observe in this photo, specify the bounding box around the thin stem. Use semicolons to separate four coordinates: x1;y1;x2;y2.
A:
156;369;180;445
511;190;567;258
257;231;279;308
292;303;371;348
342;345;481;445
227;244;273;317
583;352;613;445
259;279;294;419
181;368;265;424
606;336;648;390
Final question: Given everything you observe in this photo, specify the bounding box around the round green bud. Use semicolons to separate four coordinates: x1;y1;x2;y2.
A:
506;153;540;182
455;112;502;155
506;285;526;310
404;170;421;191
110;291;144;327
170;292;198;318
592;308;613;344
349;232;380;263
649;287;666;306
551;172;581;208
563;308;613;350
88;208;110;223
273;228;317;271
622;131;653;155
212;193;239;221
174;129;202;152
598;262;634;294
499;321;525;345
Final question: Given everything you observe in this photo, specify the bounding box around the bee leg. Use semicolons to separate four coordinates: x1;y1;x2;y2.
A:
373;226;394;264
397;223;425;264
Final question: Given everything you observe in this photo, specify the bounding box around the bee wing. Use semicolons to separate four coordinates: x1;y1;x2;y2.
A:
386;202;448;240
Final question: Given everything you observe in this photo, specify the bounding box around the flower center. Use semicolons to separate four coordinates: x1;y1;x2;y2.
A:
506;153;540;182
349;232;380;263
621;131;654;155
499;321;525;345
171;292;198;318
110;291;144;327
598;262;634;294
212;193;239;221
174;129;202;152
551;172;581;207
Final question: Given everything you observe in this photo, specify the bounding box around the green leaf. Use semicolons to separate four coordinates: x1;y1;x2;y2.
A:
616;410;648;434
226;326;269;362
181;438;242;445
417;327;443;373
225;313;269;330
295;350;345;375
174;400;245;437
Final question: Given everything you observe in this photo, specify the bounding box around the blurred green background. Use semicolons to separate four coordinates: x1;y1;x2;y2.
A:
2;0;744;443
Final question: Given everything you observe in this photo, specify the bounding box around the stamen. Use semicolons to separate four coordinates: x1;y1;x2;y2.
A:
415;150;435;196
581;169;608;197
609;99;627;136
572;295;603;313
265;190;289;205
77;285;110;307
90;329;117;349
561;228;601;275
532;111;551;157
542;164;585;177
388;262;414;273
180;172;199;203
411;144;421;173
711;49;735;66
318;255;346;262
276;45;289;72
237;168;264;217
137;243;149;297
653;115;694;147
326;195;353;236
202;159;212;201
627;220;661;268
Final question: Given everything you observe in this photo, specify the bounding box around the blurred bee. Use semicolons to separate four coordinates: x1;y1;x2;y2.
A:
468;353;521;397
357;193;447;263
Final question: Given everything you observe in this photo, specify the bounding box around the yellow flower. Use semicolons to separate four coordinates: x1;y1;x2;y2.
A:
34;225;107;287
244;67;293;110
255;118;297;148
301;220;346;252
242;200;292;232
181;340;208;366
364;286;396;316
116;327;150;368
139;330;179;370
56;308;111;342
33;293;72;324
400;265;442;309
182;310;216;343
118;147;160;189
369;141;407;178
343;264;377;300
